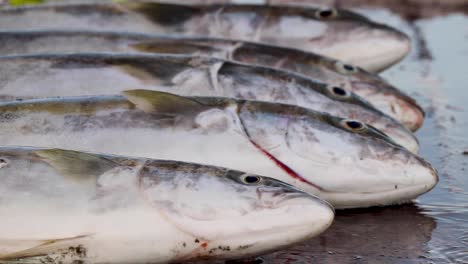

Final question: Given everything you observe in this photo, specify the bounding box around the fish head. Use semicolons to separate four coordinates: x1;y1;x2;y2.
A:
237;101;437;209
309;8;410;72
349;72;425;131
308;82;420;153
318;60;425;131
139;161;334;259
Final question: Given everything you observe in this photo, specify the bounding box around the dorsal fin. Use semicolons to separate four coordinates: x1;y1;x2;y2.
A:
35;149;118;183
122;89;205;114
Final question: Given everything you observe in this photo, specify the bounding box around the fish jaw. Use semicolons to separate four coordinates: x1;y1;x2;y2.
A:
178;193;334;261
315;147;438;209
325;161;438;209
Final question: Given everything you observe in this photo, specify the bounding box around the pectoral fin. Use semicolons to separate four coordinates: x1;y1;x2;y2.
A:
35;148;118;183
122;89;205;114
0;235;90;261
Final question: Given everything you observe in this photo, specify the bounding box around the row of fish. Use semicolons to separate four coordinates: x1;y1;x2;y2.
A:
0;1;437;263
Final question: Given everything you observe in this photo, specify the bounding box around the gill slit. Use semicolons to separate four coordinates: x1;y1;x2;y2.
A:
135;161;211;252
235;102;327;192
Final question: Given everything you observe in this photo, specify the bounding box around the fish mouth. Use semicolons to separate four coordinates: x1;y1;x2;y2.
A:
329;181;437;209
350;80;425;131
327;162;438;209
395;99;425;131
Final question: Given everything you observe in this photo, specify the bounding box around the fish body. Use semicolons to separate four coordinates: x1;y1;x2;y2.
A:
0;146;334;263
0;30;424;131
0;53;419;152
0;90;438;208
0;1;411;72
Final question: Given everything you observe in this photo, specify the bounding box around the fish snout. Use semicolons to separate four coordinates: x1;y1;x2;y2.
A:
398;99;425;131
409;154;439;191
358;24;411;72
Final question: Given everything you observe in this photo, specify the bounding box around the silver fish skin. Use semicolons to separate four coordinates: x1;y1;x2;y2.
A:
0;30;424;131
0;146;334;263
0;91;438;208
0;1;411;72
0;53;419;153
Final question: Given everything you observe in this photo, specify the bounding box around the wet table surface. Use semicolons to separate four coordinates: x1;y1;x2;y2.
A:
205;3;468;264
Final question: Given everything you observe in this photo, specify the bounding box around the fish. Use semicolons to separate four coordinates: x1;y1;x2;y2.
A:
0;90;438;208
0;30;424;131
0;53;420;153
0;146;335;263
0;1;411;72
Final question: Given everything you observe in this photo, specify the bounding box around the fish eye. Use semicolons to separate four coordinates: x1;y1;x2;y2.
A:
0;158;8;169
341;119;367;132
315;9;337;19
328;85;350;98
335;61;358;74
242;175;262;185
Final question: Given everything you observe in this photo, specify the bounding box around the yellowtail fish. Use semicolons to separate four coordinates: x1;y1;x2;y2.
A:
0;53;420;152
0;30;424;131
0;146;334;263
0;1;411;72
0;90;438;208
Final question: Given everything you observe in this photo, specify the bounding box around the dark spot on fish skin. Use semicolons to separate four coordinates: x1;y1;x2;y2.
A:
395;185;398;189
195;239;200;243
462;151;468;155
183;242;186;247
237;245;252;250
219;245;231;251
27;245;87;264
0;112;20;122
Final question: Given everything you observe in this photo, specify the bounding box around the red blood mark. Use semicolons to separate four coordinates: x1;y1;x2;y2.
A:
248;139;326;191
201;242;208;249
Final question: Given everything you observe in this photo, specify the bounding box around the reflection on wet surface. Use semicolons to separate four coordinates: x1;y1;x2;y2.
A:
262;205;436;263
